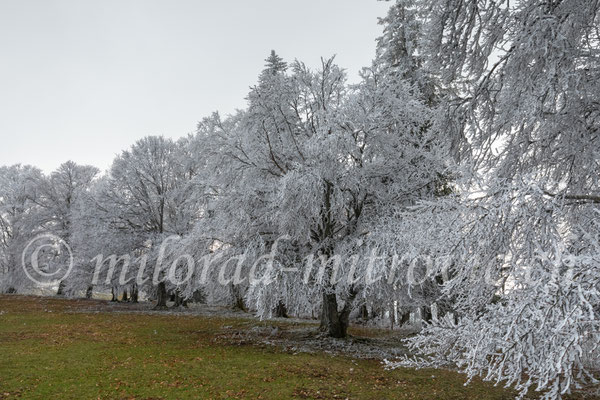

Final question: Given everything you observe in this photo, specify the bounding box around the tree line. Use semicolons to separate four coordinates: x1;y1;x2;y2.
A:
1;1;599;398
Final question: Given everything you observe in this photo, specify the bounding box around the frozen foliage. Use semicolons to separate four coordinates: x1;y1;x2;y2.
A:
0;1;598;398
386;180;600;399
90;136;204;302
0;165;44;292
180;48;451;336
381;0;600;398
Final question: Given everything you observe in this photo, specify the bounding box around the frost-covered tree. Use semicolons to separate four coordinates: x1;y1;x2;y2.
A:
354;0;455;327
385;0;600;398
0;165;44;293
35;161;99;295
68;176;132;299
37;162;99;241
94;136;202;307
376;0;436;105
187;49;451;337
177;51;299;311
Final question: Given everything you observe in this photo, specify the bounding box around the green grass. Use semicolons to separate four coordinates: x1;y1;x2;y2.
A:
0;295;519;399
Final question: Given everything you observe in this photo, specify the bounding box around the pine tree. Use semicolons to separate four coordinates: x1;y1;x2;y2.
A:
263;50;287;76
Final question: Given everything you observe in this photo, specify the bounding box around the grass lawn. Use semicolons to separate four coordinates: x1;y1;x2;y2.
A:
0;295;522;399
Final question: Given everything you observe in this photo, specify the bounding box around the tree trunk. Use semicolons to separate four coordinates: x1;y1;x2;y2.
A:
154;282;168;309
233;295;246;311
121;288;128;302
130;284;139;303
320;292;346;338
110;287;118;302
370;307;381;320
56;280;66;296
85;285;93;299
230;283;246;312
315;181;358;338
399;311;411;326
358;304;369;321
191;289;205;304
421;306;433;323
273;300;288;318
173;292;188;308
319;290;356;339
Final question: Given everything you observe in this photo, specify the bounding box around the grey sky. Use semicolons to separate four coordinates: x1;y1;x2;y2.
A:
0;0;390;173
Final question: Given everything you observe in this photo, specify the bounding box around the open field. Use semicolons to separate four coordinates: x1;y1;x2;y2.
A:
0;295;589;400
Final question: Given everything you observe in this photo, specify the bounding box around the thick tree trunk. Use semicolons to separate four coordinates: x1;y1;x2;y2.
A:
319;290;357;338
154;282;168;309
56;280;66;296
130;284;139;303
273;301;288;318
320;292;346;338
314;181;359;338
85;285;93;299
121;289;128;302
110;287;118;302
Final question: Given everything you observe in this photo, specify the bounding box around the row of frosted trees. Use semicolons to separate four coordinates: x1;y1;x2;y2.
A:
1;1;453;335
1;1;599;398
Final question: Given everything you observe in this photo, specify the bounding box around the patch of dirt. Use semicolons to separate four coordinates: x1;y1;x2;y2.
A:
211;321;413;360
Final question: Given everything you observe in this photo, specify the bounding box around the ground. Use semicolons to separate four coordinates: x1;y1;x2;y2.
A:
0;295;593;399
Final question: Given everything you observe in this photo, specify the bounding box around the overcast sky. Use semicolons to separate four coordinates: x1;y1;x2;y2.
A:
0;0;390;173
